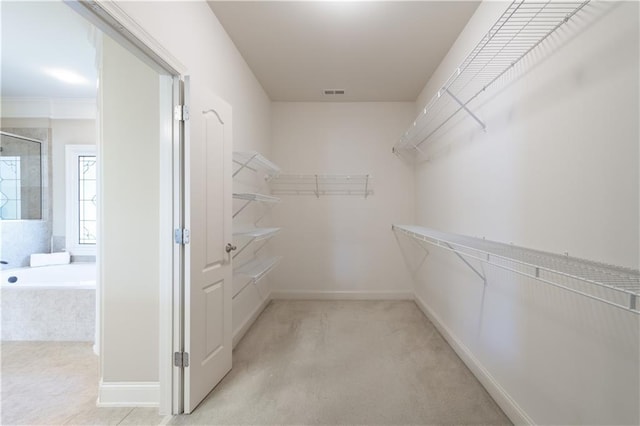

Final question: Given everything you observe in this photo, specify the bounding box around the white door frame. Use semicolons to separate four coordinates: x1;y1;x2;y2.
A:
65;0;187;415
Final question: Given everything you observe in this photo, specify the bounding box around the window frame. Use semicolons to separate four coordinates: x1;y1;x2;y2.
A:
66;144;97;255
0;156;22;219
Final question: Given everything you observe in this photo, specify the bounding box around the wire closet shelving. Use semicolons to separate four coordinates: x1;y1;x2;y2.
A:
231;151;282;299
233;256;283;299
393;225;640;314
231;227;281;259
232;192;280;223
270;174;373;198
233;151;281;180
392;0;590;158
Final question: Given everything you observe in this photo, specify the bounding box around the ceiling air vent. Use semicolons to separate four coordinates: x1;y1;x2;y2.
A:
323;89;345;96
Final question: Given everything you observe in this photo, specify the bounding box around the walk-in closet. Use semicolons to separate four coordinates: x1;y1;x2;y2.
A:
1;0;638;424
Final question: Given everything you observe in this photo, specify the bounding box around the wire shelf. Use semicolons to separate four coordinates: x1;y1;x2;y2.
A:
392;0;590;158
393;224;639;314
233;256;283;299
233;192;280;221
233;227;281;240
233;193;280;203
231;227;280;260
270;174;373;198
233;151;281;180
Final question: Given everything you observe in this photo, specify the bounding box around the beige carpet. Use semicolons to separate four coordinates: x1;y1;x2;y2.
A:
170;300;511;425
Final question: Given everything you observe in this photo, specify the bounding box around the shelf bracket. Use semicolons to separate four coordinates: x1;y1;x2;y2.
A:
232;153;259;178
315;174;320;198
412;238;431;270
253;239;270;256
233;278;253;300
631;294;637;311
254;205;274;226
233;200;252;219
444;242;487;284
444;89;486;132
232;237;255;260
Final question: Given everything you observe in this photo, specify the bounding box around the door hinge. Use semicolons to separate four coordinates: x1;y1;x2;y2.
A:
174;228;190;245
174;105;190;121
174;351;189;368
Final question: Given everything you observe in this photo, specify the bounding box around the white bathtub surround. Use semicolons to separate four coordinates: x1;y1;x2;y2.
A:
72;255;97;264
1;263;96;341
30;251;71;267
1;262;95;288
1;288;95;341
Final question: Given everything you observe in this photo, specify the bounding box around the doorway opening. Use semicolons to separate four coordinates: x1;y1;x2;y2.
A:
1;0;184;420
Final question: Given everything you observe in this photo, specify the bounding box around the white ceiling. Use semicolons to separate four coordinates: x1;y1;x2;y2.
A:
1;1;479;103
1;1;97;99
208;1;480;102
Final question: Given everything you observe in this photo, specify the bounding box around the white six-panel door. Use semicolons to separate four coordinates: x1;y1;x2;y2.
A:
183;85;233;413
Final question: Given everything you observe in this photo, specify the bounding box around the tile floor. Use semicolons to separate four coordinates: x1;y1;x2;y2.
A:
0;342;165;425
2;300;511;425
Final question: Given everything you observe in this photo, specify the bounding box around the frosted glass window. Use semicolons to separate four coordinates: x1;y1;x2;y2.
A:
78;156;96;244
0;157;21;219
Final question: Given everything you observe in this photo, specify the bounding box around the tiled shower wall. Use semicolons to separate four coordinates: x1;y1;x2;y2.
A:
0;128;52;268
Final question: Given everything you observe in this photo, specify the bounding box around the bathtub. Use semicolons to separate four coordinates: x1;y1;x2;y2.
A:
1;263;96;289
1;263;96;341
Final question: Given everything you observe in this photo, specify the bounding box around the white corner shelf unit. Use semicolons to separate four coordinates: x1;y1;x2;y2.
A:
392;0;590;159
233;151;281;181
233;256;283;299
270;174;373;198
393;225;640;314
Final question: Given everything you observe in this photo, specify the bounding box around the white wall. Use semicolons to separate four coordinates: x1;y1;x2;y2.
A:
100;35;160;383
114;1;273;342
270;102;415;298
408;1;639;424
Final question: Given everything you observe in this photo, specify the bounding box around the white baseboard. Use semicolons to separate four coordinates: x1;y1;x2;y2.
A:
97;380;159;407
271;290;414;300
413;295;533;425
232;292;272;348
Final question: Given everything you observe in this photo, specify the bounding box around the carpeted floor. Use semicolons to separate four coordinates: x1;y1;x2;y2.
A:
169;300;511;425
